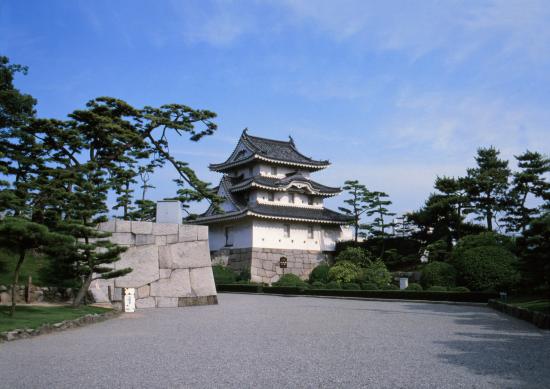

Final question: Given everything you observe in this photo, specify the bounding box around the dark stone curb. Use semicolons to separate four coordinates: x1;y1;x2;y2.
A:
488;299;550;329
0;308;121;343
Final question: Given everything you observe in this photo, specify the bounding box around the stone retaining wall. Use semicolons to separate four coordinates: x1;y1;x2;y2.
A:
211;247;330;284
92;220;217;309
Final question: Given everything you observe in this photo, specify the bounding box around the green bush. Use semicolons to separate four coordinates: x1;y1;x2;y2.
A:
380;284;399;290
358;260;392;288
236;266;251;282
325;281;342;289
272;273;308;288
452;241;520;291
328;260;360;283
427;286;447;292
361;282;379;290
310;281;326;289
342;282;361;290
212;265;237;285
309;264;330;283
450;286;470;292
406;283;423;291
421;261;457;288
335;247;371;266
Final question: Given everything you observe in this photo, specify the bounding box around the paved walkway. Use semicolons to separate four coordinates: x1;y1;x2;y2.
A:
1;294;549;388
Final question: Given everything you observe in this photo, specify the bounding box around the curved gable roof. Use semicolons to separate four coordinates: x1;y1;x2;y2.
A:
209;129;330;172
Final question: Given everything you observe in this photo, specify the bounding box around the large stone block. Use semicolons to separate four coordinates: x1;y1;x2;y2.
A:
166;234;178;244
150;269;191;297
115;219;132;233
89;278;113;303
136;297;155;309
178;225;197;242
132;221;153;234
159;269;172;279
156;297;179;308
111;232;135;245
158;241;210;269
135;234;155;246
98;220;116;232
155;236;167;246
189;267;217;296
114;245;159;288
137;284;150;299
152;223;179;236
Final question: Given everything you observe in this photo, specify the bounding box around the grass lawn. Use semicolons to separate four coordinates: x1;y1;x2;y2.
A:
0;249;49;287
509;296;550;314
0;305;111;332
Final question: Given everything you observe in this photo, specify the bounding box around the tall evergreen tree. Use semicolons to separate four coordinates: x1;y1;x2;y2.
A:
365;191;395;256
464;147;510;231
503;151;550;234
338;180;369;242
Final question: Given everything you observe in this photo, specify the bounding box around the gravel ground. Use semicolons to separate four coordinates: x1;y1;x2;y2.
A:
1;294;549;388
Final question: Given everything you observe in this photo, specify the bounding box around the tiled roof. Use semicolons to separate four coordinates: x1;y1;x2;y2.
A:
193;203;353;224
230;173;341;195
248;204;353;223
209;129;330;172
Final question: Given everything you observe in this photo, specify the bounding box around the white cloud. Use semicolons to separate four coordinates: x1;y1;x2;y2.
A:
383;90;550;161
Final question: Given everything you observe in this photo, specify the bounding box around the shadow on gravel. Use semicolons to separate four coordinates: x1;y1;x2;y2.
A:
404;303;550;388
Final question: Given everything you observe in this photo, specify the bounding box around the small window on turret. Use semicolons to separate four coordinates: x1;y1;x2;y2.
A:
271;166;277;175
308;226;314;239
289;193;295;203
308;196;314;205
268;192;274;201
283;224;291;237
248;167;253;176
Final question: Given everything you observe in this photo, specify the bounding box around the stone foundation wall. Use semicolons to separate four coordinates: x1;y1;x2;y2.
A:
92;220;217;309
211;247;331;284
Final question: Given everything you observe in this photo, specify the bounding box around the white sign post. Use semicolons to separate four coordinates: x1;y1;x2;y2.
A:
123;288;136;313
399;278;409;290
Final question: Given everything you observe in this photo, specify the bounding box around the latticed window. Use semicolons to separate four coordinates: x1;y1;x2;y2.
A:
225;227;234;246
289;193;295;203
308;225;314;239
268;192;274;201
308;196;314;205
271;166;277;175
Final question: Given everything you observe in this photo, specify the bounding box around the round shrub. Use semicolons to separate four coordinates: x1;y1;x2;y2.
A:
328;260;360;283
309;264;330;283
452;245;520;291
421;261;457;289
212;265;237;285
361;282;379;290
335;247;371;266
310;281;326;289
427;286;447;292
358;260;391;288
342;282;361;290
450;286;470;292
406;283;423;291
272;273;308;288
380;284;399;290
325;281;342;289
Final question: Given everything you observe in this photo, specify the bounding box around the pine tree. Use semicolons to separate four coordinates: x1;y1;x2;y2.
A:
464;147;510;231
365;191;395;256
338;180;370;242
0;217;71;316
503;151;550;234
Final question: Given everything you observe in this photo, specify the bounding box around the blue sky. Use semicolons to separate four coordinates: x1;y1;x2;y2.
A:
1;0;549;216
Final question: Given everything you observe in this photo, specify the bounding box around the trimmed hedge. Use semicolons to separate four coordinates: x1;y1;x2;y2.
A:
488;299;550;329
215;284;498;302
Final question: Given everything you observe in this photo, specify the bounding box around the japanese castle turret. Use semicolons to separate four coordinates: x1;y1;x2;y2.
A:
194;129;353;284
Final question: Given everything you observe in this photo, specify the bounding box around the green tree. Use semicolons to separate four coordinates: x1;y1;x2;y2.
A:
365;191;395;256
328;261;360;283
335;246;372;267
0;218;71;315
358;260;391;288
518;214;550;289
464;147;510;231
503;151;550;234
338;180;370;242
